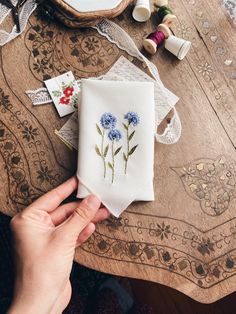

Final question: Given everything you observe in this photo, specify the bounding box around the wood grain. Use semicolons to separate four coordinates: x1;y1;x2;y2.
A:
0;0;235;304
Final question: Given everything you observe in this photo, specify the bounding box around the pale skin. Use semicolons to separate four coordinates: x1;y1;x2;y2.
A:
7;176;110;314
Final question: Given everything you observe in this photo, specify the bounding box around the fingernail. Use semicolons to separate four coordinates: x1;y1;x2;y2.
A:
86;195;100;208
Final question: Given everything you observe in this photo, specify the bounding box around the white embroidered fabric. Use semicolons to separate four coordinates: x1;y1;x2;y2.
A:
0;0;37;46
25;87;52;105
77;79;156;217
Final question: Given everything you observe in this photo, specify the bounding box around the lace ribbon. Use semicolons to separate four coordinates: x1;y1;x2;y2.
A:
0;0;37;46
25;87;52;105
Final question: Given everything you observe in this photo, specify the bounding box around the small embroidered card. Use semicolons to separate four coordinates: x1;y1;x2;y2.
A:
77;79;155;217
44;71;80;117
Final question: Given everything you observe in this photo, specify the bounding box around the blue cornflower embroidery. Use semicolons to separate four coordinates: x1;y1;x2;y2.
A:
95;113;116;179
108;129;122;142
95;111;140;182
95;113;121;183
124;112;140;126
123;112;140;174
108;129;122;183
100;113;117;129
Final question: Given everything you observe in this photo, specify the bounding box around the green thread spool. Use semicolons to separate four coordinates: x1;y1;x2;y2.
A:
155;5;177;26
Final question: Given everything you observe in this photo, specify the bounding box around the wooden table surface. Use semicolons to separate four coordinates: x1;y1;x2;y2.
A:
0;0;235;304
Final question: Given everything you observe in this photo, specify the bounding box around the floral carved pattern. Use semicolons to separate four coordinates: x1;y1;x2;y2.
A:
0;120;41;207
67;32;119;74
82;230;236;289
172;156;236;216
25;16;120;81
0;88;60;187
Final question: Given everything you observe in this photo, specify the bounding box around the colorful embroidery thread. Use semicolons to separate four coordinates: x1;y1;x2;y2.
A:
123;112;140;174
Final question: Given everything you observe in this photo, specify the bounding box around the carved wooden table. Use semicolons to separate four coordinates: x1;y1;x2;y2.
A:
0;0;235;304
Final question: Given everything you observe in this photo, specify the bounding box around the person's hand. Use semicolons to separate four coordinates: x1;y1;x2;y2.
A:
8;176;110;314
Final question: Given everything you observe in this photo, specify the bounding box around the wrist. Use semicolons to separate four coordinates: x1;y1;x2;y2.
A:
8;287;56;314
8;296;53;314
8;303;51;314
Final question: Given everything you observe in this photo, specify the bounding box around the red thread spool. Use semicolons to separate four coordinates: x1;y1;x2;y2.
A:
143;31;165;54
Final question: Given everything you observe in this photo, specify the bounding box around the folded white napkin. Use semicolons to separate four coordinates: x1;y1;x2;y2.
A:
77;79;155;217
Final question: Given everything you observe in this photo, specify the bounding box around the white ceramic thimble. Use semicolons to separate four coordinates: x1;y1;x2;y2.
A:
164;35;191;60
132;0;151;22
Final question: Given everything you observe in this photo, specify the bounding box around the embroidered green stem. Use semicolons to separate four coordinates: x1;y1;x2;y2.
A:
95;123;109;179
124;123;130;174
108;139;122;184
123;119;139;175
111;140;115;183
101;128;106;178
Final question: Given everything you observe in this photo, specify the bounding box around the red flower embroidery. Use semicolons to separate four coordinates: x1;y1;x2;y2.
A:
59;96;70;105
63;86;74;97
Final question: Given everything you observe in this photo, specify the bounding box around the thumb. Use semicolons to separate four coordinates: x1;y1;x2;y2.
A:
57;195;101;240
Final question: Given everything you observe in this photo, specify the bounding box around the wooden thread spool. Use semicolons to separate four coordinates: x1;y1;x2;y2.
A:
143;24;171;54
155;5;177;27
154;0;168;6
157;23;171;38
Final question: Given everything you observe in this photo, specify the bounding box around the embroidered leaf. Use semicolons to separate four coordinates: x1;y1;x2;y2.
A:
52;90;62;97
123;153;127;162
95;145;101;156
129;130;135;141
104;144;109;157
108;162;113;170
114;146;122;156
122;123;128;130
96;124;102;136
61;82;67;90
129;145;138;156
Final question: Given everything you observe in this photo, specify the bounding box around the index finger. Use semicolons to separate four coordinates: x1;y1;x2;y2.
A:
28;176;78;212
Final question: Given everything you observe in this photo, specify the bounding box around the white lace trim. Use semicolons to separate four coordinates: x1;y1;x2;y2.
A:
0;0;37;46
155;108;182;144
25;88;52;105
